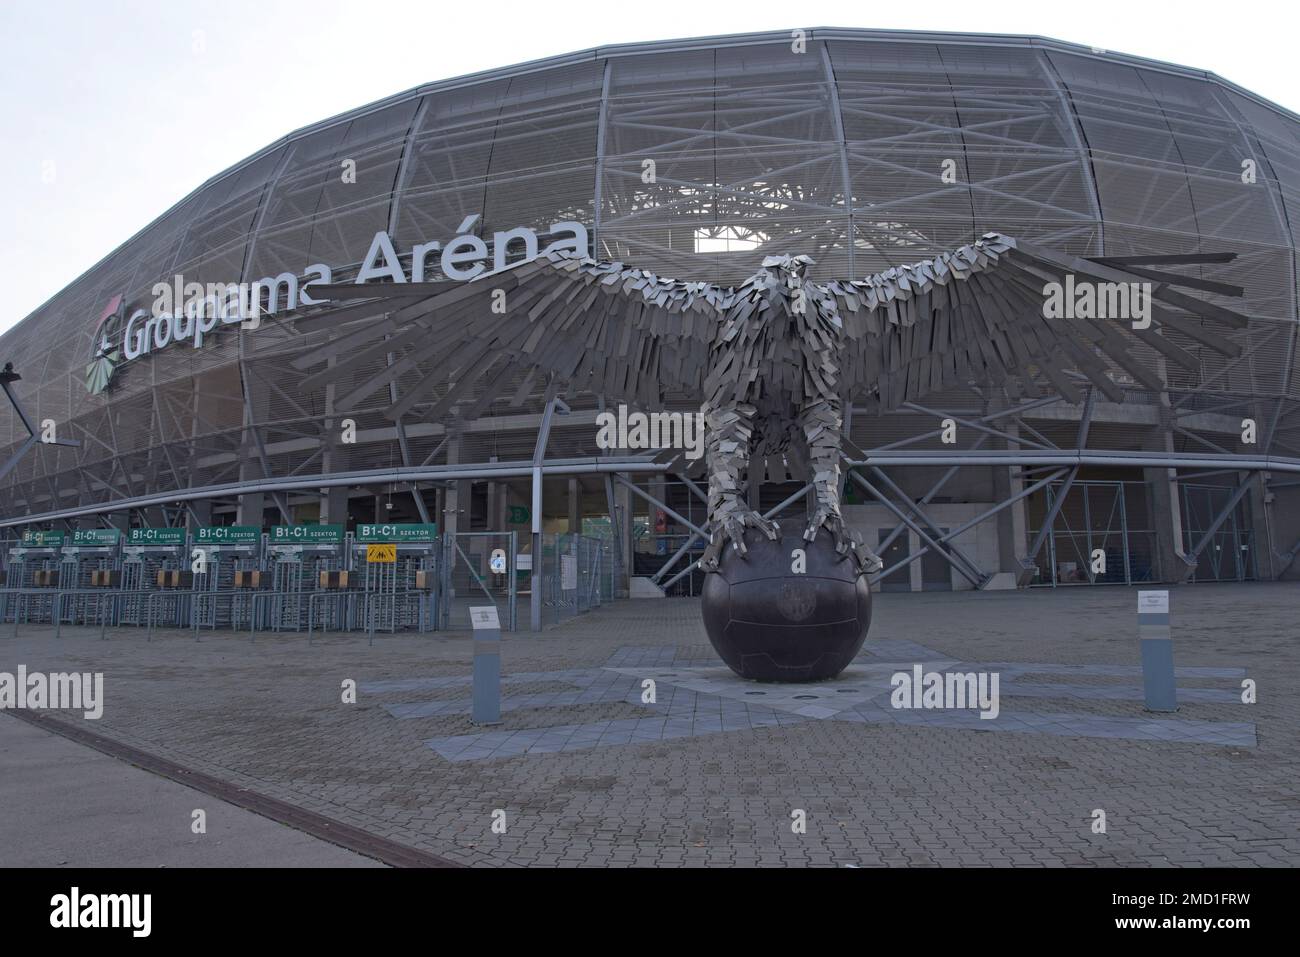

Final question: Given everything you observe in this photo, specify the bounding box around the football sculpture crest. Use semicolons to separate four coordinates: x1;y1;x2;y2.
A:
303;234;1248;682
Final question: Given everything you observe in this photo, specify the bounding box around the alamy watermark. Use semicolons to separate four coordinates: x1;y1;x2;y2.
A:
890;665;999;719
0;667;103;719
50;887;150;937
595;404;705;460
1043;276;1153;330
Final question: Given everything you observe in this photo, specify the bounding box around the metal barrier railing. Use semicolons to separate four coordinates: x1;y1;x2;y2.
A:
540;533;612;627
1;528;609;636
442;532;518;632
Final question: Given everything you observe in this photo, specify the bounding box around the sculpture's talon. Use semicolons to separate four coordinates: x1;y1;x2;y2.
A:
704;507;780;569
803;511;881;577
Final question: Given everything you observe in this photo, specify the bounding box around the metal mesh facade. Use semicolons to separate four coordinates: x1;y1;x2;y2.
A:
3;28;1299;523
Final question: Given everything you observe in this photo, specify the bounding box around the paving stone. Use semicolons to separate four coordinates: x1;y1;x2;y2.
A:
1;584;1295;867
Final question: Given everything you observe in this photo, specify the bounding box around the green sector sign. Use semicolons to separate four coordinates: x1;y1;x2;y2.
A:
20;530;65;547
128;528;186;545
354;523;438;544
271;524;344;544
195;526;260;544
71;529;121;546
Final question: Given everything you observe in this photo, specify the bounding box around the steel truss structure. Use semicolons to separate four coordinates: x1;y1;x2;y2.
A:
3;28;1300;596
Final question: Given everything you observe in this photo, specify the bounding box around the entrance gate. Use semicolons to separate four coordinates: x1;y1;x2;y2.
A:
120;529;188;627
2;533;64;625
192;527;263;630
441;532;517;631
1181;483;1256;582
1027;479;1157;586
58;529;122;626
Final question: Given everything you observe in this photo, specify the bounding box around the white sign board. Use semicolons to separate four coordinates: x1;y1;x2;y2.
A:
1138;590;1169;614
561;554;577;591
469;605;501;631
516;554;532;571
490;548;507;574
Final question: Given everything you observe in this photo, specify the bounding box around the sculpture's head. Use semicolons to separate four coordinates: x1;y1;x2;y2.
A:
760;254;815;281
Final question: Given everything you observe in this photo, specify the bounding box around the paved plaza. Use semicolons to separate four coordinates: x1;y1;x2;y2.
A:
1;583;1297;867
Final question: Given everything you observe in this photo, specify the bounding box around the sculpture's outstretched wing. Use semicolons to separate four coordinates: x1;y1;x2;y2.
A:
828;233;1250;408
292;250;727;419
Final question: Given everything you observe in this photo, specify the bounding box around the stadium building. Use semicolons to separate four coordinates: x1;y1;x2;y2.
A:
4;27;1300;630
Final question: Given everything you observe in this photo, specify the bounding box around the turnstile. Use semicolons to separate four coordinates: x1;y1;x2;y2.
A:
348;539;438;634
58;534;123;626
120;537;189;626
193;538;264;630
270;541;346;631
3;544;63;624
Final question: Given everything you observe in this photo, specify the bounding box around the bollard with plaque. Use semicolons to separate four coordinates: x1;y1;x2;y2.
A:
1138;590;1177;712
469;605;503;725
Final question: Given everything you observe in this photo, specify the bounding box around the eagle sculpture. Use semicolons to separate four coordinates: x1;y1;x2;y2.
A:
298;234;1248;576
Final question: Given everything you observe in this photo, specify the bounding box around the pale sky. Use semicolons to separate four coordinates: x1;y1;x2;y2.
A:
1;0;1295;334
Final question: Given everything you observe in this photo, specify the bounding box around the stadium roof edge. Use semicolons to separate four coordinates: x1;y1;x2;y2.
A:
7;26;1298;339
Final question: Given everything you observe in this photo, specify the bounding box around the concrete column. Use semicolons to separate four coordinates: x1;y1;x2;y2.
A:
568;478;581;535
1268;484;1300;580
442;482;472;536
320;487;349;526
441;433;469;537
602;476;629;599
186;500;212;532
908;529;923;593
485;455;508;533
1245;471;1274;580
490;482;508;531
1143;406;1194;584
616;480;634;580
991;423;1028;577
236;493;265;527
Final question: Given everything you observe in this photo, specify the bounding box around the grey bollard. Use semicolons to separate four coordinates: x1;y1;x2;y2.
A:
469;605;503;725
1138;590;1177;712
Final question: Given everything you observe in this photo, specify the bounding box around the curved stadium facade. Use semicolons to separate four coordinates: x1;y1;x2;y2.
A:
4;27;1300;594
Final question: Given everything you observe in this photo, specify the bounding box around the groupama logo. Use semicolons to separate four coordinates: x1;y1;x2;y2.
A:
80;217;587;395
85;294;125;395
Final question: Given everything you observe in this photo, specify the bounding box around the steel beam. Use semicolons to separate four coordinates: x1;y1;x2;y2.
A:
613;475;707;537
0;371;79;484
602;473;625;594
870;469;1071;585
900;402;1054;451
1186;477;1255;562
530;394;562;631
1021;389;1095;571
867;467;986;583
657;486;814;592
0;455;670;529
850;473;985;587
820;40;854;274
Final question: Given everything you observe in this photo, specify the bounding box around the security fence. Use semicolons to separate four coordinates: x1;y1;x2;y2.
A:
633;533;707;597
441;531;518;632
1026;480;1157;587
539;532;614;627
1181;484;1257;583
0;527;613;636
